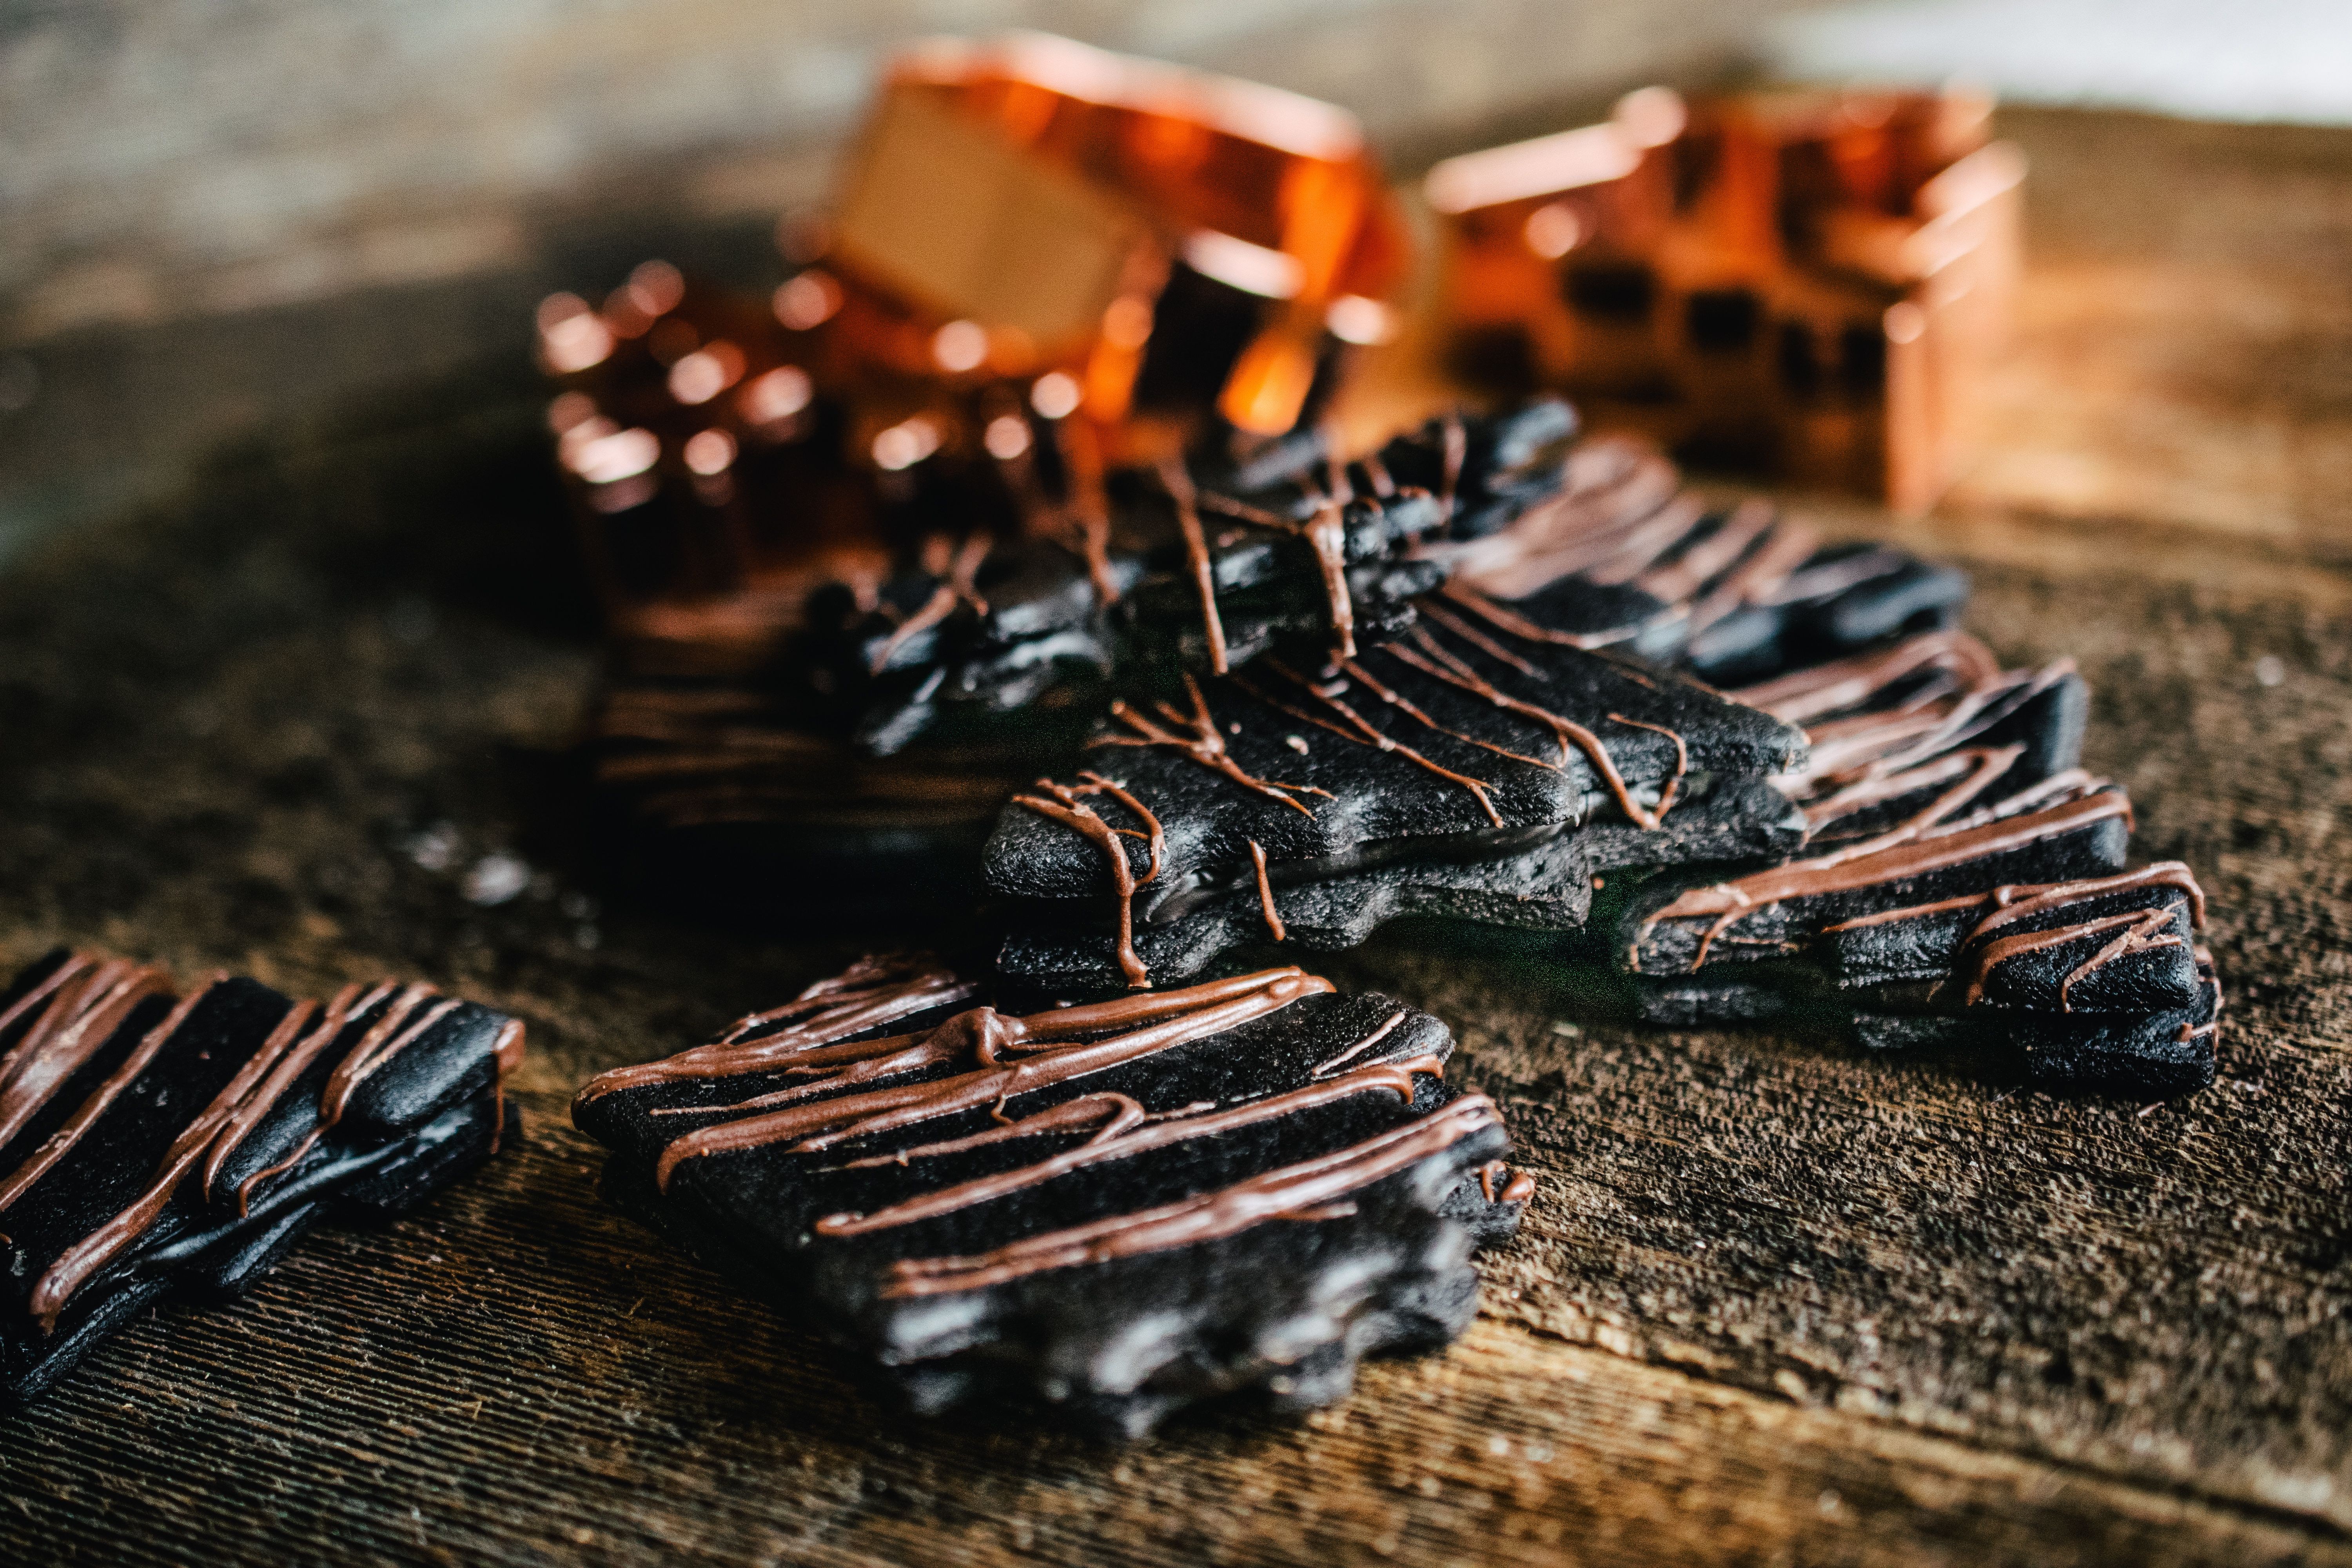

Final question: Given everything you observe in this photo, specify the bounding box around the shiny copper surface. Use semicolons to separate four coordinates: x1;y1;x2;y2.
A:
1428;86;2025;511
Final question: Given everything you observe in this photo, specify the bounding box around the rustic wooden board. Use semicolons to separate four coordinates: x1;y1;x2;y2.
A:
3;108;2351;1564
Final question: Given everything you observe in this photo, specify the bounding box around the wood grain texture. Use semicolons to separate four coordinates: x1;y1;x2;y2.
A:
2;109;2351;1565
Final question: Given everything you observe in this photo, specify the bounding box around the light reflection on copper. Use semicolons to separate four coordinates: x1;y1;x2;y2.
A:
557;414;619;466
537;292;615;372
738;365;813;425
648;317;699;366
627;260;686;316
669;341;747;404
1324;294;1399;344
604;293;653;339
1181;230;1303;299
1100;297;1154;350
546;391;598;433
566;427;661;484
1030;371;1081;419
931;320;989;372
984;414;1031;459
1521;203;1581;260
775;272;842;331
872;417;941;470
683;428;737;475
589;473;660;514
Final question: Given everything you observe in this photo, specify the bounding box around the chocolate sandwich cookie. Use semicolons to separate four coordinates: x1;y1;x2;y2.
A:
1610;789;2224;1093
0;951;525;1403
575;401;1562;900
1429;432;1968;679
1847;948;2223;1097
587;672;1086;918
572;956;1530;1439
984;601;1809;990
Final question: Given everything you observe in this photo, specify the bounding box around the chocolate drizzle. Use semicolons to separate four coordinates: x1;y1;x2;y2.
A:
1093;675;1328;817
580;957;984;1105
1818;863;2209;1011
1379;623;1684;828
1475;1159;1536;1205
642;967;1335;1188
814;1054;1442;1239
1159;458;1230;674
236;984;456;1204
1241;660;1504;828
1054;417;1119;606
1733;629;2004;726
878;1094;1502;1299
0;955;524;1334
1439;582;1638;651
0;956;173;1156
1248;840;1287;941
867;532;991;674
0;975;220;1222
1638;789;2134;971
573;956;1531;1427
1014;772;1167;988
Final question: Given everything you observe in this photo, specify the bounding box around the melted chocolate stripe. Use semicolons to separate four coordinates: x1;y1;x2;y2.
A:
1159;458;1231;675
1731;630;2003;725
234;985;456;1209
1685;517;1822;635
1248;840;1287;942
813;1056;1441;1239
206;985;369;1208
29;985;318;1333
878;1094;1503;1299
321;993;461;1129
1413;599;1542;678
1969;863;2206;939
1257;659;1504;828
0;954;98;1049
1800;748;1983;829
1572;494;1710;588
1958;908;2182;1010
840;1092;1148;1170
623;969;1321;1105
1390;623;1682;829
1014;775;1165;989
652;972;1333;1189
580;964;978;1105
1055;417;1119;606
1819;863;2206;936
1634;498;1775;604
720;962;972;1047
1091;675;1328;817
1442;459;1683;599
1313;1010;1408;1076
0;959;173;1157
866;532;991;675
1794;745;2026;866
1342;652;1561;773
1639;791;2135;971
0;977;223;1216
1439;582;1644;651
1303;501;1356;659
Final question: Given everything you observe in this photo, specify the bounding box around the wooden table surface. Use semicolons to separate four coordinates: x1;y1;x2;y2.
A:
3;109;2350;1566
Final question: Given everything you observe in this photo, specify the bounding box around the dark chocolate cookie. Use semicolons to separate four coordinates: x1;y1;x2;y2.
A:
983;596;1808;989
0;950;526;1403
1431;434;1969;680
572;956;1530;1438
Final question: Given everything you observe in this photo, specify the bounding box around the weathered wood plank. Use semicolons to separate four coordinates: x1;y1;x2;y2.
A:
4;106;2352;1566
7;1100;2340;1568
